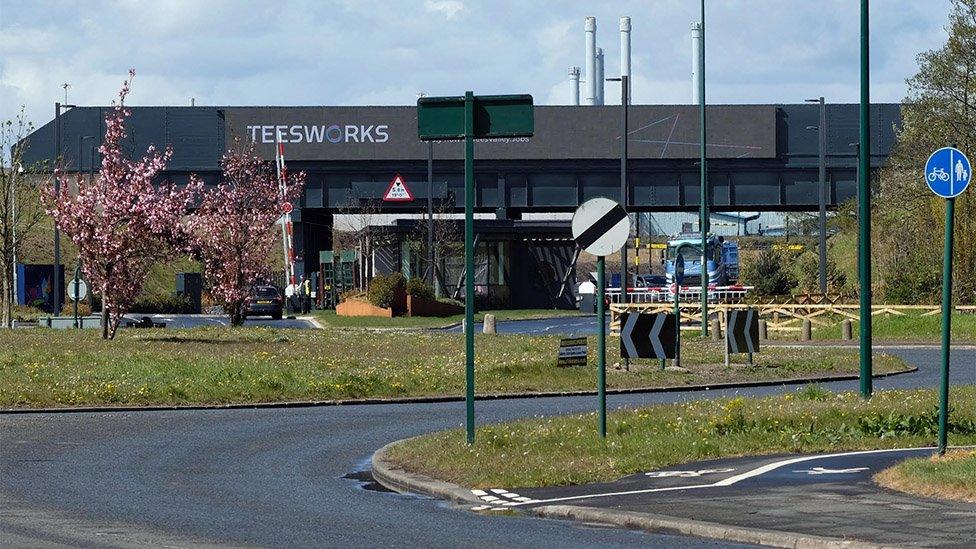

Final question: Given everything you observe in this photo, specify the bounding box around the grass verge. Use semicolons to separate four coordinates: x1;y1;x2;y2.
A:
874;449;976;503
0;328;909;408
311;308;587;329
385;386;976;488
809;312;976;342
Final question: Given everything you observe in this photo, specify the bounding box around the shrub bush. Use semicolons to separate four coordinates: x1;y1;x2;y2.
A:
742;249;797;296
406;277;434;300
368;272;406;308
130;293;196;314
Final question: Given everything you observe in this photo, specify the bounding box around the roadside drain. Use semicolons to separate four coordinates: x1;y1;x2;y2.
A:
341;470;395;493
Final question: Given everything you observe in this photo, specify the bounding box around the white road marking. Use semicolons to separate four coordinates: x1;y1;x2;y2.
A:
793;467;869;475
471;489;487;496
645;468;735;478
502;446;948;508
490;488;508;494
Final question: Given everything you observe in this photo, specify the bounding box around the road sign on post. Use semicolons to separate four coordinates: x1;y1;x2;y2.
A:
620;313;676;359
925;146;971;455
418;93;534;445
572;197;630;439
725;308;760;368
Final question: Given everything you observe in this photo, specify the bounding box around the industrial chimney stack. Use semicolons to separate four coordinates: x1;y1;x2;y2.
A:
691;22;702;104
584;16;597;106
568;67;581;105
620;16;631;104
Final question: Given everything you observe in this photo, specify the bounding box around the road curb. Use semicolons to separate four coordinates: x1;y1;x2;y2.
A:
371;439;482;505
529;505;882;549
371;442;881;548
0;366;916;415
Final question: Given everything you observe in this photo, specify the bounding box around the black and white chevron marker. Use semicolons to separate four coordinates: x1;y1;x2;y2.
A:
619;312;677;359
726;308;760;354
571;197;630;257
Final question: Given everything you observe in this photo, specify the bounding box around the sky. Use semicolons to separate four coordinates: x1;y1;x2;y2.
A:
0;0;957;128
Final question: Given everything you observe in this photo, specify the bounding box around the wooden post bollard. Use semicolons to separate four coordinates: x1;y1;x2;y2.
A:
801;319;812;341
483;313;496;334
759;319;768;341
710;318;721;341
842;319;853;340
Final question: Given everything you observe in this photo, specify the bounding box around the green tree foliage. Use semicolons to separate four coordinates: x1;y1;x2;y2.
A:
405;277;434;300
742;249;797;296
367;272;405;308
877;0;976;304
794;251;848;295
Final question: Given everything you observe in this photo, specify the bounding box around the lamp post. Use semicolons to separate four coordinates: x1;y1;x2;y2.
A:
698;0;709;337
608;74;630;370
53;102;76;317
805;97;828;294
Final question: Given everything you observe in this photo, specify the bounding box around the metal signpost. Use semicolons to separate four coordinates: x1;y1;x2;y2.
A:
69;263;88;329
858;0;872;399
725;309;759;368
571;197;630;439
417;93;533;444
924;146;971;455
672;254;684;370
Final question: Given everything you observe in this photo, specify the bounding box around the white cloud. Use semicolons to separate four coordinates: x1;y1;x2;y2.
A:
0;0;957;128
424;0;464;20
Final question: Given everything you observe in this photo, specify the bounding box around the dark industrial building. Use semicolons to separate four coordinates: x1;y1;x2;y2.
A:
22;103;900;307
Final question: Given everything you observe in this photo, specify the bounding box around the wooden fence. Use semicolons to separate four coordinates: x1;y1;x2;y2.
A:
609;302;976;335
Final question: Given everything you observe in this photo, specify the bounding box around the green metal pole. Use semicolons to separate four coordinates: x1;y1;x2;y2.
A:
673;279;681;369
858;0;873;398
597;256;606;438
73;261;80;328
464;91;476;444
938;197;954;455
699;0;709;338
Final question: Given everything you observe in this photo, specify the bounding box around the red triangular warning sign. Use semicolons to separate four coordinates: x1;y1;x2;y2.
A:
383;173;414;202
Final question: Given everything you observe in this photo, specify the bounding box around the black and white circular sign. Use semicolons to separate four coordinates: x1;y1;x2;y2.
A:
571;197;630;257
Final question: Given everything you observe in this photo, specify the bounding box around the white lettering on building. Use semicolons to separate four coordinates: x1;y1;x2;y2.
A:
245;124;390;144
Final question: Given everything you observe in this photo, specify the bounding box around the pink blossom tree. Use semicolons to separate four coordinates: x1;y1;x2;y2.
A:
45;71;200;339
185;140;304;326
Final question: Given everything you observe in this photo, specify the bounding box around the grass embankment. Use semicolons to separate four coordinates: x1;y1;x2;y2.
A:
810;312;976;342
0;328;909;408
311;308;587;329
387;386;976;488
875;449;976;503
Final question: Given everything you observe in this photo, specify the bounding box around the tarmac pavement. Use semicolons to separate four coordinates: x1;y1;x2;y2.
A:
0;346;972;547
466;447;976;547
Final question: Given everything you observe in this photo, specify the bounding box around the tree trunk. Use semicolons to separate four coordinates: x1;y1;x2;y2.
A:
1;260;11;328
100;284;109;339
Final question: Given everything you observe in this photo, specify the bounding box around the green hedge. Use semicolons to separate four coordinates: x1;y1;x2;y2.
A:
368;273;406;308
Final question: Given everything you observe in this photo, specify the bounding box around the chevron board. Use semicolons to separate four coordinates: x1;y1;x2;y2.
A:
727;309;760;354
619;312;677;359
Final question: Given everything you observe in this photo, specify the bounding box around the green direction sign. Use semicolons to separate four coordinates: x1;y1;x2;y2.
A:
417;94;534;140
417;92;534;444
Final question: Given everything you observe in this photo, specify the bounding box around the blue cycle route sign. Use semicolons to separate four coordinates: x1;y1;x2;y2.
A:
925;146;971;198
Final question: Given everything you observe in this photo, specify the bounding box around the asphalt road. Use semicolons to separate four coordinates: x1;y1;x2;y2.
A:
476;447;976;547
1;347;972;548
120;313;316;330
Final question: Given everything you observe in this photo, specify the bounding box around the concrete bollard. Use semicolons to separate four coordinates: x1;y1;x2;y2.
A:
842;319;853;340
710;318;722;340
759;320;768;341
801;319;812;341
483;314;496;334
461;318;467;334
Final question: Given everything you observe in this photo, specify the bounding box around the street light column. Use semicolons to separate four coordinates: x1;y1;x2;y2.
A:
53;102;62;317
